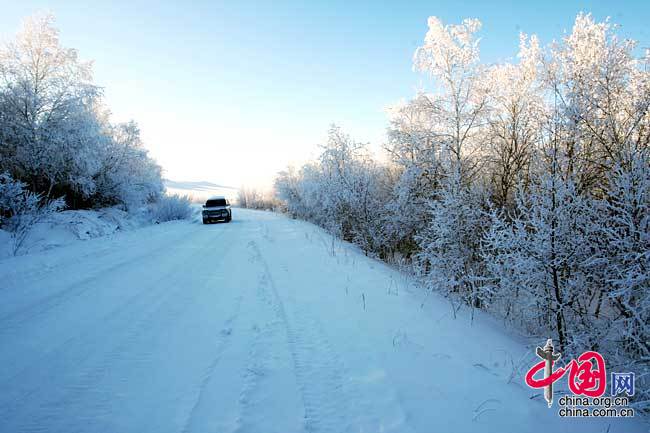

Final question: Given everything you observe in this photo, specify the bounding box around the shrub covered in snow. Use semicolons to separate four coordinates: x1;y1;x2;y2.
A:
237;187;279;210
149;194;193;223
0;173;66;255
416;171;490;311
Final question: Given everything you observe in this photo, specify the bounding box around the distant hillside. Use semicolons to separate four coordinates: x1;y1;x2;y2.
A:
164;179;238;202
164;179;237;191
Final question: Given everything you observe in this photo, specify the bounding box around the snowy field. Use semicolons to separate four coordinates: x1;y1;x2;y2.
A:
0;209;645;433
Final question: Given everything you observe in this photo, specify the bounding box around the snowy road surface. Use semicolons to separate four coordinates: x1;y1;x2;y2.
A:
0;209;645;433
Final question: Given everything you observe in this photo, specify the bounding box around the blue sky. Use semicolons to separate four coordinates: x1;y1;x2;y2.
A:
1;0;648;187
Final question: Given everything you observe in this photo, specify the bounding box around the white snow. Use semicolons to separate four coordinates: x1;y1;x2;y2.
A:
0;209;645;433
0;207;149;259
164;179;238;202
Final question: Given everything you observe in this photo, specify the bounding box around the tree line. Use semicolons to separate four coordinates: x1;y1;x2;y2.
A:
0;14;165;211
275;14;649;411
0;15;190;254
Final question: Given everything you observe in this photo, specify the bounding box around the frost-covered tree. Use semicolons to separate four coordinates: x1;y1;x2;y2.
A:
92;121;163;209
238;186;279;210
598;151;649;358
313;125;388;248
413;16;488;181
275;166;305;217
0;13;100;197
149;194;192;222
0;172;65;254
411;17;492;309
381;163;429;257
386;95;445;181
383;96;444;256
0;13;164;210
416;170;489;310
483;152;602;352
544;13;650;194
483;34;544;208
597;151;650;411
275;126;394;257
274;15;649;411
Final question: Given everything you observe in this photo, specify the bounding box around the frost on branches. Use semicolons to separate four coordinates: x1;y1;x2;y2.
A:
274;14;650;412
0;173;65;255
0;14;167;217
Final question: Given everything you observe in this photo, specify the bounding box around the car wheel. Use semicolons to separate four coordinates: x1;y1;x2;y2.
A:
202;218;208;224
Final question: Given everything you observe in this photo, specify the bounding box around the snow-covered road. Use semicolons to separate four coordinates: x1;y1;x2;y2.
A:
0;209;644;433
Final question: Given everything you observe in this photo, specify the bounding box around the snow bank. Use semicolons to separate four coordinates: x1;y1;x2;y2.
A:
0;205;199;259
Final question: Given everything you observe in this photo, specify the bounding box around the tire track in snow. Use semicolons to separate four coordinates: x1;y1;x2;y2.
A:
0;221;189;289
0;226;199;328
228;240;305;433
246;239;355;433
179;291;243;433
234;319;272;433
55;229;238;432
253;220;417;433
0;265;183;419
1;224;235;432
0;224;230;388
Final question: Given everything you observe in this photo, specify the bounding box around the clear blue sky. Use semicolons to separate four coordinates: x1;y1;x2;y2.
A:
1;0;648;188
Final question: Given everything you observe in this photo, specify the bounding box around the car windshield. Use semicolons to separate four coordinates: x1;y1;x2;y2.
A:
206;199;227;207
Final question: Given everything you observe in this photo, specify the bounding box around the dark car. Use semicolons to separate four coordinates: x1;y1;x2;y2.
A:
202;196;232;224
